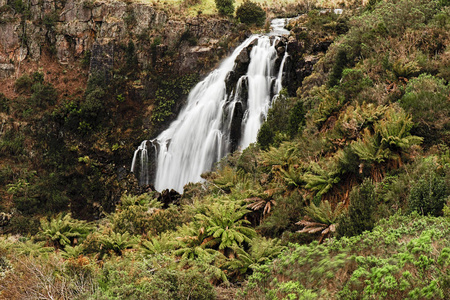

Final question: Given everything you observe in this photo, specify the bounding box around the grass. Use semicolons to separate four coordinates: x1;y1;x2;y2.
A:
136;0;310;16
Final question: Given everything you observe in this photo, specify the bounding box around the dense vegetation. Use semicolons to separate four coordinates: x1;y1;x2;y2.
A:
1;0;450;299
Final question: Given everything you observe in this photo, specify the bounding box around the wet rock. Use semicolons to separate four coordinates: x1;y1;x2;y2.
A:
158;189;181;208
229;101;244;151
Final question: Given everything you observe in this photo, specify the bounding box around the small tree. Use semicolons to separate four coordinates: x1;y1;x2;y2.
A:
236;0;266;26
337;179;376;238
215;0;234;16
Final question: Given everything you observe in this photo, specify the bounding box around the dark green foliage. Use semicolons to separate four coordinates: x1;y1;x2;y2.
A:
236;0;266;26
438;0;450;7
151;74;199;125
81;50;91;68
258;191;304;238
42;12;58;29
288;100;305;138
215;0;234;16
365;0;381;11
5;214;40;235
0;93;9;113
178;29;198;46
13;0;26;14
408;171;448;216
256;122;274;150
0;130;25;156
14;74;33;94
335;68;373;101
97;262;216;300
32;71;44;83
328;49;348;88
30;82;57;108
400;74;450;146
337;179;376;238
257;93;293;149
146;269;216;300
147;206;185;235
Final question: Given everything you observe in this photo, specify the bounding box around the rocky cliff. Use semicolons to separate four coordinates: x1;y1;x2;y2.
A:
0;0;242;80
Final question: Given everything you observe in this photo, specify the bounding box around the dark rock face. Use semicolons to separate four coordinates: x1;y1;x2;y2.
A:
158;189;181;208
89;39;114;83
0;0;239;77
229;100;244;151
312;41;332;53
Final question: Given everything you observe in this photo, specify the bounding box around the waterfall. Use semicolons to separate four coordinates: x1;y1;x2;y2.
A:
132;19;290;192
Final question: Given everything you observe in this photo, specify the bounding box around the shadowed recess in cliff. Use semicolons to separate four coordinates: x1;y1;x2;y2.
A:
132;19;290;192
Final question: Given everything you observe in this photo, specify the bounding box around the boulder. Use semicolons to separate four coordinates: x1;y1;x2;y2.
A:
0;63;15;78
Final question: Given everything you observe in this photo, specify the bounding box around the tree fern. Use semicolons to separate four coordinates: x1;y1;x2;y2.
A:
37;213;94;248
297;200;346;243
97;232;138;259
350;128;391;164
259;141;300;170
375;108;423;151
303;161;341;196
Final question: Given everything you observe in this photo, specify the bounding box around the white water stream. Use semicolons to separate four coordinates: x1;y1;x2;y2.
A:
132;19;290;192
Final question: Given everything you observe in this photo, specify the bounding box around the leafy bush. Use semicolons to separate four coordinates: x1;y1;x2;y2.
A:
408;171;448;216
236;1;266;26
110;193;162;235
244;214;450;299
337;179;376;238
215;0;234;16
257;122;274;150
96;258;216;300
30;82;57;108
0;130;25;157
288;99;305;138
400;74;450;145
0;93;10;113
328;48;348;88
14;74;33;94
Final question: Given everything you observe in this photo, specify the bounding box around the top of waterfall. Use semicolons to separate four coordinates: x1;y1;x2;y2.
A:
269;18;291;36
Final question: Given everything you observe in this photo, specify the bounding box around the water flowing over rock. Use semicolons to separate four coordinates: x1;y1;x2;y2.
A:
132;19;291;192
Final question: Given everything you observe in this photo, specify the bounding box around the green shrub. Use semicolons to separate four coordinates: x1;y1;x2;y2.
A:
0;93;9;113
42;12;58;29
215;0;234;16
408;171;448;216
148;269;216;300
13;0;26;14
335;68;373;102
14;74;33;94
30;82;57;108
257;122;274;150
32;71;44;83
400;74;450;146
96;259;216;300
0;130;25;156
328;49;348;88
111;194;162;235
288;100;305;138
337;179;376;238
236;0;266;26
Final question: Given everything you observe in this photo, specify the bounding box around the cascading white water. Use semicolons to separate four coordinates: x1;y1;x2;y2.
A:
132;19;291;192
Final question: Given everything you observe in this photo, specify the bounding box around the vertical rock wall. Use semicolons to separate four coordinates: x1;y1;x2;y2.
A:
0;0;238;78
